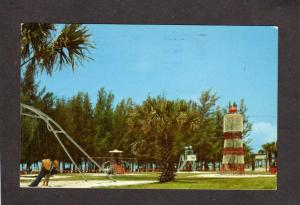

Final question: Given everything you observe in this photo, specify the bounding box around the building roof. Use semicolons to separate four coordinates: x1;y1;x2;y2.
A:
255;154;266;160
109;149;123;153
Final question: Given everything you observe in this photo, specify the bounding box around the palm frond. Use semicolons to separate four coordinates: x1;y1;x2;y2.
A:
21;23;94;76
52;24;95;72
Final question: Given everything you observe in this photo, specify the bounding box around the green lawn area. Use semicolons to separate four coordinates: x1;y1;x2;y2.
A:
21;172;277;189
102;172;277;190
105;177;276;190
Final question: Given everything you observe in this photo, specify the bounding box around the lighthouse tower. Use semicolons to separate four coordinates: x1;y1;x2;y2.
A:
221;103;245;174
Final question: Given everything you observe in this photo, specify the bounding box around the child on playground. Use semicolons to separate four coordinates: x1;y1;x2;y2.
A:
43;155;59;186
28;154;59;187
28;154;50;187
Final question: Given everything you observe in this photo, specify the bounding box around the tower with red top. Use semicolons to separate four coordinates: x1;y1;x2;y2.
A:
221;103;245;174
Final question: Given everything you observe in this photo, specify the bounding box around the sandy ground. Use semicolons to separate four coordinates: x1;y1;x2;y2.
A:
20;180;157;188
20;173;145;181
20;175;71;181
82;173;145;176
20;172;154;188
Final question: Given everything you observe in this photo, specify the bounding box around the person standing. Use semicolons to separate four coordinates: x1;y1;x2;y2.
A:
43;155;59;186
28;154;51;187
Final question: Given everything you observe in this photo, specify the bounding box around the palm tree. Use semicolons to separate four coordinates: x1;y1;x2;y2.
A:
20;23;94;168
21;23;94;76
274;141;278;166
128;96;199;182
262;141;277;171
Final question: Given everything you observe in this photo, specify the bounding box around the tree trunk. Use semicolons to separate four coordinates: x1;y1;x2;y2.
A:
251;160;255;171
199;162;204;171
63;161;66;172
35;162;38;171
85;161;88;172
204;162;209;171
26;162;32;172
159;135;175;183
268;156;272;170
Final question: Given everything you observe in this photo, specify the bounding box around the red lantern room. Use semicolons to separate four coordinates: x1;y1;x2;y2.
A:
229;104;238;113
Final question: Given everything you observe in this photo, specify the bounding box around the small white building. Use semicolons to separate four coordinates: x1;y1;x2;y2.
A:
255;154;267;169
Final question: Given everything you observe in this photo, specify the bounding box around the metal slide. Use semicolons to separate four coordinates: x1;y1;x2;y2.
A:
21;103;115;181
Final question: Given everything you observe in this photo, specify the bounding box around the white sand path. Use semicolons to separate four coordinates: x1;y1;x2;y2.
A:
20;173;146;181
20;180;157;188
20;175;71;181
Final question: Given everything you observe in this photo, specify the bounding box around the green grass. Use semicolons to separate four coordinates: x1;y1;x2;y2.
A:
244;170;271;175
104;177;277;190
21;172;277;190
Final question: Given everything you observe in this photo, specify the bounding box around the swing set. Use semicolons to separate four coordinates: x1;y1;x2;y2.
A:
21;103;115;181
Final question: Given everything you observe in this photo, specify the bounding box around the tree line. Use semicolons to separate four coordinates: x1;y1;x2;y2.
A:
20;23;276;183
21;64;254;181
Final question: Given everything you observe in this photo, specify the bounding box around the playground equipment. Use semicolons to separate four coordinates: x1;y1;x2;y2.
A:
221;103;245;174
177;145;197;171
20;103;115;181
109;149;125;174
98;150;133;175
90;156;137;173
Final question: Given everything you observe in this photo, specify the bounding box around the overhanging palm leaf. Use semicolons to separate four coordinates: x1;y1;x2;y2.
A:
21;23;94;76
52;24;94;71
21;23;55;60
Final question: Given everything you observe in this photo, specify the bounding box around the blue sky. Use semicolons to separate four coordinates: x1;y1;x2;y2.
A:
37;24;278;152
